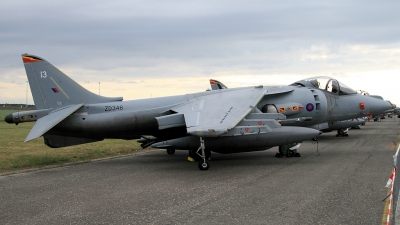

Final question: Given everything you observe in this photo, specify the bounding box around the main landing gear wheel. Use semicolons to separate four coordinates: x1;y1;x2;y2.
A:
312;136;318;141
277;143;300;158
166;147;175;155
336;129;349;137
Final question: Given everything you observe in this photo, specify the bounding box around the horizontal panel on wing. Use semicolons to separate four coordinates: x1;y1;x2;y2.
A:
172;87;267;137
155;113;185;130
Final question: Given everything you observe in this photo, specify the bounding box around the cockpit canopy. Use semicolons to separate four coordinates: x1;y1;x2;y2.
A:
290;76;357;95
357;90;370;96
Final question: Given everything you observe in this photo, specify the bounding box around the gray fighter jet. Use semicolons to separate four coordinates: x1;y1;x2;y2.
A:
5;54;322;170
4;54;392;170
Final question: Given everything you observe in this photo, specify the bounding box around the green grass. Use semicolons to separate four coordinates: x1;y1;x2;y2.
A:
0;109;145;173
0;109;17;122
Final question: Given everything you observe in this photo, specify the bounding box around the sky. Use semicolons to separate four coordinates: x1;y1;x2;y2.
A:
1;0;399;106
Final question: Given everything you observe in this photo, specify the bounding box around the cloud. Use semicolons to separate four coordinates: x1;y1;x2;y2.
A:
1;0;400;104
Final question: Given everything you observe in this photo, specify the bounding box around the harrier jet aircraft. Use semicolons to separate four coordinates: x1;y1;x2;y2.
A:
5;55;392;170
6;54;322;170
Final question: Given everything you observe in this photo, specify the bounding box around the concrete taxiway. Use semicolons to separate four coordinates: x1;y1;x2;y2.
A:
0;117;398;224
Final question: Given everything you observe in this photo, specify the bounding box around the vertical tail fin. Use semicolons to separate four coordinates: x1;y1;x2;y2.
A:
210;79;228;90
22;54;123;109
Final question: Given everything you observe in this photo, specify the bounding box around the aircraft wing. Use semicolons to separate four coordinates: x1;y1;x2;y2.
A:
171;87;266;137
25;104;84;142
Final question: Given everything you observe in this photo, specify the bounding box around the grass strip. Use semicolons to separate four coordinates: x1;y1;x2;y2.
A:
0;110;145;173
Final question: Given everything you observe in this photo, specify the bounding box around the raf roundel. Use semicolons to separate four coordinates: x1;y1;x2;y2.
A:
306;103;314;112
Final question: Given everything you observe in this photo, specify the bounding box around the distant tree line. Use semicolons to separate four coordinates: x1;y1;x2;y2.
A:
1;104;36;110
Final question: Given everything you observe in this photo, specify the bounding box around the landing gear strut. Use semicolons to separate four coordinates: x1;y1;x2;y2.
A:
188;137;211;162
189;149;211;161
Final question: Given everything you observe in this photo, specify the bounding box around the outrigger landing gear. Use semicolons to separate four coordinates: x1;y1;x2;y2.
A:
197;137;210;170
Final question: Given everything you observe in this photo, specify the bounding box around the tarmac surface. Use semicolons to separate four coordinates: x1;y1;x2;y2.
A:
0;117;399;225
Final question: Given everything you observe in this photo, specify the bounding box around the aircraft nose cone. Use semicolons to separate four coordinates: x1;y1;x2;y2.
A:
366;97;393;114
4;114;13;123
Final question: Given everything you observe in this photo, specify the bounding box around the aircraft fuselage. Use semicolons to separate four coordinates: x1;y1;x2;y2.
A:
9;85;389;141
